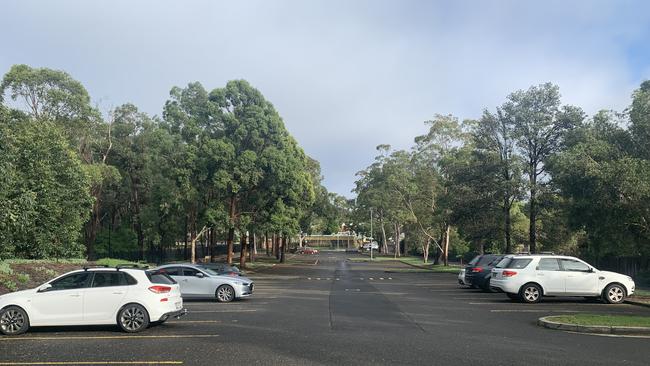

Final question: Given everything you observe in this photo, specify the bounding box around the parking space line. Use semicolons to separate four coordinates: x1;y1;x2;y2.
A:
0;362;183;365
186;309;257;313
566;331;650;339
169;320;222;323
0;334;220;342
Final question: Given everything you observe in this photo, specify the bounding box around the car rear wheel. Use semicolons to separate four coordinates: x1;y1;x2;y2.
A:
603;284;626;304
216;285;235;302
480;277;494;292
117;304;150;333
520;283;542;303
0;306;29;335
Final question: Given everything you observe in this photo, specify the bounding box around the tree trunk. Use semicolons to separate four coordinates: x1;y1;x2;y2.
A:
274;234;280;260
265;233;270;256
250;233;255;263
227;195;236;264
443;224;450;266
529;172;537;253
504;198;512;254
280;235;286;263
423;239;430;264
380;220;388;254
239;232;247;270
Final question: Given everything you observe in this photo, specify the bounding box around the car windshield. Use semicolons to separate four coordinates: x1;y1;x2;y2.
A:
468;255;480;266
197;267;219;276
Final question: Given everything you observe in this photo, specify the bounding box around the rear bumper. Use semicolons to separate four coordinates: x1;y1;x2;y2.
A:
159;308;188;321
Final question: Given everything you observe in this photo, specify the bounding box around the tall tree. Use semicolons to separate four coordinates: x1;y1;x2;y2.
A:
504;83;584;253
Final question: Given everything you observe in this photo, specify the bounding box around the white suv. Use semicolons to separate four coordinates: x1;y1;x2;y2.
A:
0;267;186;335
490;255;635;304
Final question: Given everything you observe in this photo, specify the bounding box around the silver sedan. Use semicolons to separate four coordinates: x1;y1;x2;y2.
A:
154;264;254;302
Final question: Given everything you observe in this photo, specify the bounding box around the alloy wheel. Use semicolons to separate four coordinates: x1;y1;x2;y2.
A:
217;285;235;302
606;285;625;304
0;308;26;335
119;306;146;332
523;285;540;303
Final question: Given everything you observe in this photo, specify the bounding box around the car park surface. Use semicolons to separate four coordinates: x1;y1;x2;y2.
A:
1;252;649;365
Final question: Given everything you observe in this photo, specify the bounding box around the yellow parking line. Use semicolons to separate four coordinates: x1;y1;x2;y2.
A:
0;362;182;365
0;334;219;342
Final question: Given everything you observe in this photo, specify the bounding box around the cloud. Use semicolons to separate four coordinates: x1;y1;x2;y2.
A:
2;0;649;197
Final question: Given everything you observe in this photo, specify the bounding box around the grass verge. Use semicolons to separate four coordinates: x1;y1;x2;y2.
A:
349;255;461;273
548;314;650;327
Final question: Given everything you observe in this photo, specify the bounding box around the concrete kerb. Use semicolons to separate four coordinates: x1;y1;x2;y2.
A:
538;316;650;335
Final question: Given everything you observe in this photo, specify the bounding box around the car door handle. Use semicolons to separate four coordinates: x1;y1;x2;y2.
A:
69;294;81;297
182;279;188;282
112;292;125;295
537;274;544;276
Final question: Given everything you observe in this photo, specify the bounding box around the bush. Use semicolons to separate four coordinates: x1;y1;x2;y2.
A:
0;261;13;275
16;273;29;283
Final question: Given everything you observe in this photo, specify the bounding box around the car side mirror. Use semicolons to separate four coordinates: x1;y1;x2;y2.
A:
38;283;52;292
196;272;205;278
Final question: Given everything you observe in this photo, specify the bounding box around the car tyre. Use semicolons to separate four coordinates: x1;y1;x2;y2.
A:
480;277;494;292
603;283;626;304
216;284;235;303
519;283;542;304
0;306;30;336
117;304;150;333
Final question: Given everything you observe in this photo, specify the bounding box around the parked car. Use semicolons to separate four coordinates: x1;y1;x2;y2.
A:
154;264;254;302
463;254;505;291
298;247;319;254
457;268;470;287
197;262;242;277
362;242;379;251
491;254;636;304
0;266;185;336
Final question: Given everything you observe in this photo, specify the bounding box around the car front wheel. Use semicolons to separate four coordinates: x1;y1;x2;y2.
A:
520;283;542;303
603;284;626;304
117;304;150;333
0;306;29;335
216;285;235;302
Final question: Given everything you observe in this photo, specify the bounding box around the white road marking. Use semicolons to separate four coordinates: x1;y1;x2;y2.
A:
566;331;650;339
490;310;583;313
0;334;220;342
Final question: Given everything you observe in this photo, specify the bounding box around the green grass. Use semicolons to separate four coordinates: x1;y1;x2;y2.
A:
16;273;30;283
633;289;650;297
548;314;650;327
95;258;148;267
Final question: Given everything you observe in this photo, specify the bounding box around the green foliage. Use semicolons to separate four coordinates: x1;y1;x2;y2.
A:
16;273;29;283
0;278;17;292
0;118;92;258
94;258;144;267
0;261;13;275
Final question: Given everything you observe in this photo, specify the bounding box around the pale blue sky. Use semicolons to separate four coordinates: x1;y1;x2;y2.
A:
2;0;649;197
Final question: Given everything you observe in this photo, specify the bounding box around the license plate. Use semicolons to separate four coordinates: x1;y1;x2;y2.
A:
175;302;182;310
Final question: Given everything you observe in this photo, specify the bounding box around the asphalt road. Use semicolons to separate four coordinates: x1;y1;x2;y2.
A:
1;251;649;365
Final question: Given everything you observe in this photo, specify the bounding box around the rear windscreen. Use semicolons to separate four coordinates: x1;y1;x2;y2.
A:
146;270;177;284
497;258;532;269
468;256;480;266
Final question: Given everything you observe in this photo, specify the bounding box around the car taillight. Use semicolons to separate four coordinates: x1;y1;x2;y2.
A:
148;285;172;293
471;267;482;273
503;270;518;277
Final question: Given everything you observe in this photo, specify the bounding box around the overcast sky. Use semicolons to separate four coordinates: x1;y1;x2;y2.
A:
2;0;649;197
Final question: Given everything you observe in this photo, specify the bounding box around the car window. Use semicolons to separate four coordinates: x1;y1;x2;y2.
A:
499;258;532;269
495;257;511;268
560;259;590;272
49;272;91;291
537;258;561;271
146;270;177;284
182;267;199;276
477;255;497;266
91;272;137;287
468;255;480;266
159;267;181;276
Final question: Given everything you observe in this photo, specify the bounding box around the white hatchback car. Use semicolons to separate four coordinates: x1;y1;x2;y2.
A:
0;267;186;335
491;255;635;304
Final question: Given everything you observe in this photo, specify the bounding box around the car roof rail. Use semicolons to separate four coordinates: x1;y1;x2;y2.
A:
115;263;149;270
538;251;556;255
83;265;110;271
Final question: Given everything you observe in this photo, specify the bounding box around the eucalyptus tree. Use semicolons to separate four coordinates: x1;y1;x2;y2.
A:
503;83;584;253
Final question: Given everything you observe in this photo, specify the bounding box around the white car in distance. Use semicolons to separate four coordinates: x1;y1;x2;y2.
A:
0;267;186;335
490;255;635;304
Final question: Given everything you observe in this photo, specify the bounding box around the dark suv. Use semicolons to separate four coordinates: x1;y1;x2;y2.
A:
464;254;505;291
